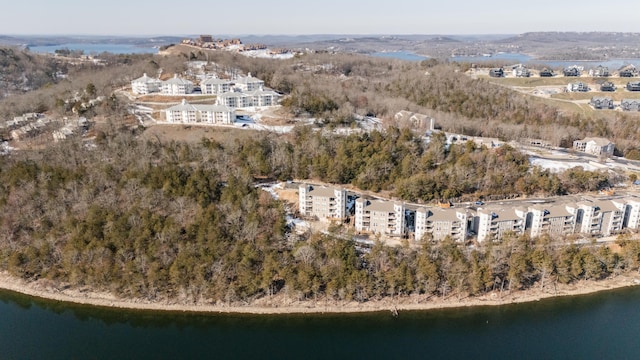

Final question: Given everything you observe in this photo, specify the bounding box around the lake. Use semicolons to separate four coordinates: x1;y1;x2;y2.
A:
370;51;429;62
28;43;158;55
2;287;640;359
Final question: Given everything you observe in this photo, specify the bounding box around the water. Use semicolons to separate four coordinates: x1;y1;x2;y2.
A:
28;43;158;55
2;287;640;359
370;51;429;61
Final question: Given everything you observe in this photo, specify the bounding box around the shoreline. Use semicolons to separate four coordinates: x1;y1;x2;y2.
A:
1;271;639;315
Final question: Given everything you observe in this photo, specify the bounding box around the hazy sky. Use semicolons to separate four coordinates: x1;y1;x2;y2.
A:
3;0;638;36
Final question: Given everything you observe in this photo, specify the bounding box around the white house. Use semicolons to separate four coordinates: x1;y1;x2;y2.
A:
131;73;162;95
165;99;234;124
161;75;194;95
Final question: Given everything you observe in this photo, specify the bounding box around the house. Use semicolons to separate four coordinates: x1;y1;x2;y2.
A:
200;78;233;95
563;66;581;77
476;207;528;242
512;64;530;77
590;66;610;77
528;204;575;238
619;65;637;77
590;97;614;110
234;73;264;92
131;73;162;95
599;81;616;92
626;82;640;91
161;75;194;95
414;207;468;242
164;99;234;124
489;68;504;77
567;82;589;92
394;110;432;128
355;199;405;236
572;137;615;157
299;184;350;221
539;68;554;77
621;99;640;111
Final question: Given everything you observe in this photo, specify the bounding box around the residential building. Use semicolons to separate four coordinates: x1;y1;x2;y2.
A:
215;89;280;108
355;199;405;236
131;73;162;95
572;137;615;157
161;75;194;95
590;66;609;77
590;97;614;109
568;199;624;236
622;196;640;230
528;204;575;238
234;73;264;92
298;185;349;221
600;82;616;92
539;68;554;77
477;207;528;242
200;78;233;94
164;99;234;124
567;82;589;92
415;207;468;242
619;65;637;77
626;82;640;91
563;66;581;77
489;68;504;77
621;99;640;111
512;65;530;77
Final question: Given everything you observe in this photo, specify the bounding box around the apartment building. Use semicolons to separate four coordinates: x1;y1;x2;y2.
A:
298;185;349;221
477;207;528;242
131;73;162;95
573;137;615;157
165;99;234;124
215;89;280;109
234;73;264;92
201;78;233;95
415;207;468;242
528;204;575;238
161;75;194;95
567;199;624;236
355;199;405;236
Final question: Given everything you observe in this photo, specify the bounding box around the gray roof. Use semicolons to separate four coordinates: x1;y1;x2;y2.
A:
166;99;198;112
201;78;232;85
582;137;613;146
133;73;160;83
365;199;398;212
531;204;573;217
479;207;526;221
308;186;339;197
164;75;193;86
166;100;232;113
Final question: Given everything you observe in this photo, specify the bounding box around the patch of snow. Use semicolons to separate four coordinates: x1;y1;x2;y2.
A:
529;156;600;172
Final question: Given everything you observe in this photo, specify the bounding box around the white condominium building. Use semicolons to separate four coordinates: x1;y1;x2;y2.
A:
131;73;162;95
165;99;234;124
201;78;233;95
161;75;194;95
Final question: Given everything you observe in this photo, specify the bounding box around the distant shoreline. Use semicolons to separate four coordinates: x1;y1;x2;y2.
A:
1;271;639;315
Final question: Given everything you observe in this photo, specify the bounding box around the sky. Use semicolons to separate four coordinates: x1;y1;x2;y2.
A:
2;0;639;36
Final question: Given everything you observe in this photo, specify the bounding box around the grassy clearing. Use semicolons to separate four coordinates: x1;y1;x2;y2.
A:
141;124;261;145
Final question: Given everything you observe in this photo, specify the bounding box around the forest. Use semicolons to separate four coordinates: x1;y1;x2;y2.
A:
0;126;636;305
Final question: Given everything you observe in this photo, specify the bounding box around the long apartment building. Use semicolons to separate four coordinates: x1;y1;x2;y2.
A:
215;89;280;109
165;99;235;124
201;78;233;95
131;73;162;95
298;183;640;242
161;75;194;95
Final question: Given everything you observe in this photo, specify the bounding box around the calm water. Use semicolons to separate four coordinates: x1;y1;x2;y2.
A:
28;43;158;55
2;287;640;359
370;51;429;61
